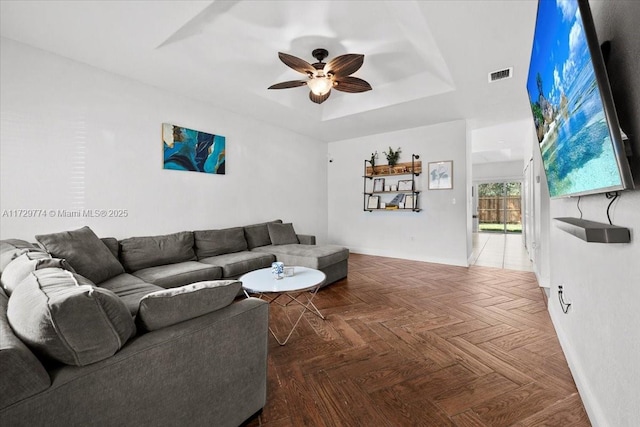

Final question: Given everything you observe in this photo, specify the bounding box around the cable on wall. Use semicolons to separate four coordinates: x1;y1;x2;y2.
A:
576;196;582;219
605;191;620;225
558;285;571;314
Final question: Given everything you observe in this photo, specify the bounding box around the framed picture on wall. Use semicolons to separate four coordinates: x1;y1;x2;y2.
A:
367;195;380;210
428;161;453;190
373;178;385;192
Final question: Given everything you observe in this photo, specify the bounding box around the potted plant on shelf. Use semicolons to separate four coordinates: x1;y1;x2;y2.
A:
384;146;401;173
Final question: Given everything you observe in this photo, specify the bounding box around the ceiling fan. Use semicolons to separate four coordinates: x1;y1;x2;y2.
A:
268;48;372;104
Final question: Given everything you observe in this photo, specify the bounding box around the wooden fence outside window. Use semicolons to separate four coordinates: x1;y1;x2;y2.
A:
477;196;522;224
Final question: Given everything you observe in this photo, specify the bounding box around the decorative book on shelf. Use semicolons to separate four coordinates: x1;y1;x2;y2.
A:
366;161;422;176
387;194;405;207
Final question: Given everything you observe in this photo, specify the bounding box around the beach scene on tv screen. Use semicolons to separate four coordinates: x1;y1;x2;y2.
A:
527;0;621;197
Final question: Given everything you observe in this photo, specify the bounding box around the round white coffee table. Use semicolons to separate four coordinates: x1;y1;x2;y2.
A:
240;266;326;345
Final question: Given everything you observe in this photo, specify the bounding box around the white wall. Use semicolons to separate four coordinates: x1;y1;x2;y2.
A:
472;160;524;182
531;131;551;288
327;120;469;266
0;38;328;242
544;2;640;426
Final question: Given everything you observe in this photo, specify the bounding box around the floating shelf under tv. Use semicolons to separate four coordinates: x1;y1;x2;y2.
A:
554;217;631;243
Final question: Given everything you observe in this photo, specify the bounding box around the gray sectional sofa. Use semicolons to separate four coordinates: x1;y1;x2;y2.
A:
0;220;348;426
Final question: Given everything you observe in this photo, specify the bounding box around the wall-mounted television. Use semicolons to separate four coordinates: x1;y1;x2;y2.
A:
526;0;634;198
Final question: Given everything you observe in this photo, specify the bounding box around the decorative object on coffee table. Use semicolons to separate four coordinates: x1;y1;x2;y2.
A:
271;262;284;280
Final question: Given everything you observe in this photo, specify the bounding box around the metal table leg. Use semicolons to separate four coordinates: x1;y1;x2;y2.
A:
250;286;325;345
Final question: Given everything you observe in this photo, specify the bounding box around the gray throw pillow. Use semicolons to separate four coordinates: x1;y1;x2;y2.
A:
1;251;74;295
137;280;241;331
100;237;120;259
194;227;248;258
7;268;136;366
244;219;283;249
267;223;299;245
35;226;124;284
119;231;196;272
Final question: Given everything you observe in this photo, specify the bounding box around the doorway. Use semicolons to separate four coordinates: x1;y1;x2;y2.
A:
477;182;522;233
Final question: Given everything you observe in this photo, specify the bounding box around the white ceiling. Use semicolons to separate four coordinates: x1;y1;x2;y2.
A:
0;0;538;163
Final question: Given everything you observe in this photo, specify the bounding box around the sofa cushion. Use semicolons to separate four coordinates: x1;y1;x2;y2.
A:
243;219;282;250
199;252;275;278
35;226;125;284
0;239;44;273
0;287;51;409
132;261;222;289
119;231;196;272
252;244;349;270
194;227;248;258
101;237;120;259
99;273;164;315
1;251;73;295
267;223;299;245
136;280;242;331
7;268;136;366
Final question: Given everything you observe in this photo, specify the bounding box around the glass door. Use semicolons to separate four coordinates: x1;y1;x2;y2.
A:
477;182;522;233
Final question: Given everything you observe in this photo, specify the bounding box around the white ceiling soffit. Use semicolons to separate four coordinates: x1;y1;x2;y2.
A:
155;0;455;122
471;119;534;164
0;1;537;146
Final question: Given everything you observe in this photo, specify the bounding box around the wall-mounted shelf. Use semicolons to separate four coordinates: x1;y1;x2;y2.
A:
554;217;631;243
364;155;421;212
365;191;421;195
365;161;422;177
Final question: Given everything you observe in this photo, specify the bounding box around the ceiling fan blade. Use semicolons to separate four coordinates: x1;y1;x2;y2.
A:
309;90;331;104
268;80;308;90
333;76;372;93
324;54;364;77
278;52;315;75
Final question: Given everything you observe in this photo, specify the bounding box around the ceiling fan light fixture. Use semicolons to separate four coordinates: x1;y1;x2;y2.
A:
269;49;371;103
307;74;333;96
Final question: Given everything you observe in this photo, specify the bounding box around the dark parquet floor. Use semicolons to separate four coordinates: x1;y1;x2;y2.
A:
245;253;590;427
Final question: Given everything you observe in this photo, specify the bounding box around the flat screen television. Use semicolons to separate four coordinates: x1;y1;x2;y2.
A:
526;0;634;198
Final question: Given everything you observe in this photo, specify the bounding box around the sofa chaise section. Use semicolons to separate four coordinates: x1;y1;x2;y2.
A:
252;244;349;286
246;221;349;286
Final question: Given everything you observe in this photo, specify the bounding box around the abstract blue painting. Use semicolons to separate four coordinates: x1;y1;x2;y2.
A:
162;123;225;174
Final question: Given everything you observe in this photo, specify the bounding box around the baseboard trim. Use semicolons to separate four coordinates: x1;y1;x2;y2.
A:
349;247;468;268
539;287;548;307
548;307;605;427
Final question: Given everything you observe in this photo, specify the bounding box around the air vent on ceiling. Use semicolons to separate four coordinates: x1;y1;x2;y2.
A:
488;67;513;82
